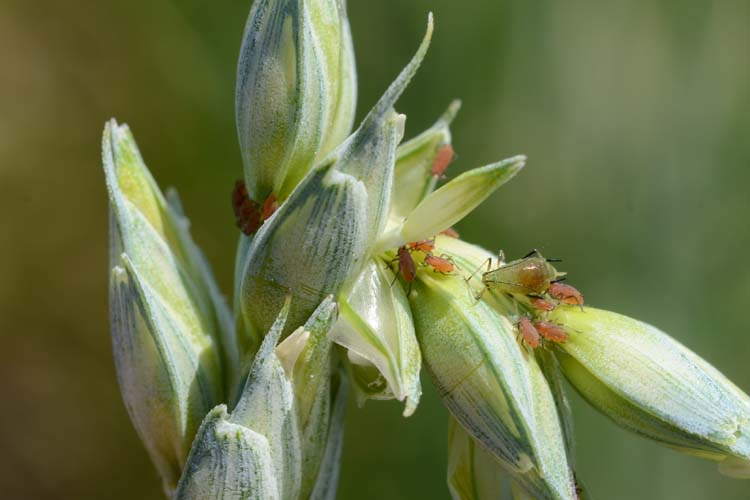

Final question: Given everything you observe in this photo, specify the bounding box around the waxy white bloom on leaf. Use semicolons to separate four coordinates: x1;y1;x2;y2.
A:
333;259;422;416
104;0;750;497
411;239;577;500
551;307;750;478
236;0;357;202
236;17;433;366
104;121;235;495
175;296;346;500
448;416;507;500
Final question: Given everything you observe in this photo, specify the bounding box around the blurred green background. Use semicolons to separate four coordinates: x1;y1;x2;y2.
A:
2;0;749;498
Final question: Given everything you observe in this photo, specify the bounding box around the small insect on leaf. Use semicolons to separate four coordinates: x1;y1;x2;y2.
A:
531;297;556;312
231;180;262;235
548;282;584;306
481;251;559;296
518;316;540;348
261;193;278;221
533;321;569;343
231;179;248;218
397;246;417;283
431;144;455;178
424;254;455;274
407;239;436;253
439;227;460;238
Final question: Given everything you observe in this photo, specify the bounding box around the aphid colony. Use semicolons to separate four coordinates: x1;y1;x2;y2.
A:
473;249;584;349
390;234;459;293
389;245;585;350
231;143;584;350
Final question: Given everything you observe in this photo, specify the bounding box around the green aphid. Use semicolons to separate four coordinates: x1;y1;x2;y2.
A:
476;250;566;298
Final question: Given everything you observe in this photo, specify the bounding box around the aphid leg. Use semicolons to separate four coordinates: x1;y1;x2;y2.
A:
441;253;457;273
465;257;492;286
390;272;399;288
385;257;399;286
473;285;487;302
515;330;531;353
462;274;485;302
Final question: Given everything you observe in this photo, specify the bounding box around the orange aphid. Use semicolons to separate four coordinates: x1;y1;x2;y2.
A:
407;239;436;253
431;144;455;177
425;254;455;274
261;193;278;221
548;282;584;306
518;317;540;348
530;297;556;312
533;321;569;343
440;227;460;238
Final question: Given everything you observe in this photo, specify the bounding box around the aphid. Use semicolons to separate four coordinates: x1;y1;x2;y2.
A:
231;180;249;219
389;246;417;293
439;227;460;238
518;316;540;348
232;181;279;235
231;180;262;235
407;239;436;253
480;250;562;296
238;203;261;235
261;193;278;221
530;297;556;312
548;282;584;306
424;254;455;274
431;144;455;178
533;321;569;343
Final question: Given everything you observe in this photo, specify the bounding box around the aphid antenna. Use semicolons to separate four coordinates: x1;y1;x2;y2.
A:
522;248;543;259
551;276;567;283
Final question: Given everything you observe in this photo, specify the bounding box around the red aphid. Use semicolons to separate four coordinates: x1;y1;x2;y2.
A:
238;202;261;235
533;321;569;343
232;180;262;235
548;282;584;306
407;239;435;253
431;144;455;177
397;246;417;284
425;254;455;274
530;297;556;312
440;227;460;238
231;180;249;219
518;317;540;348
262;193;278;220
